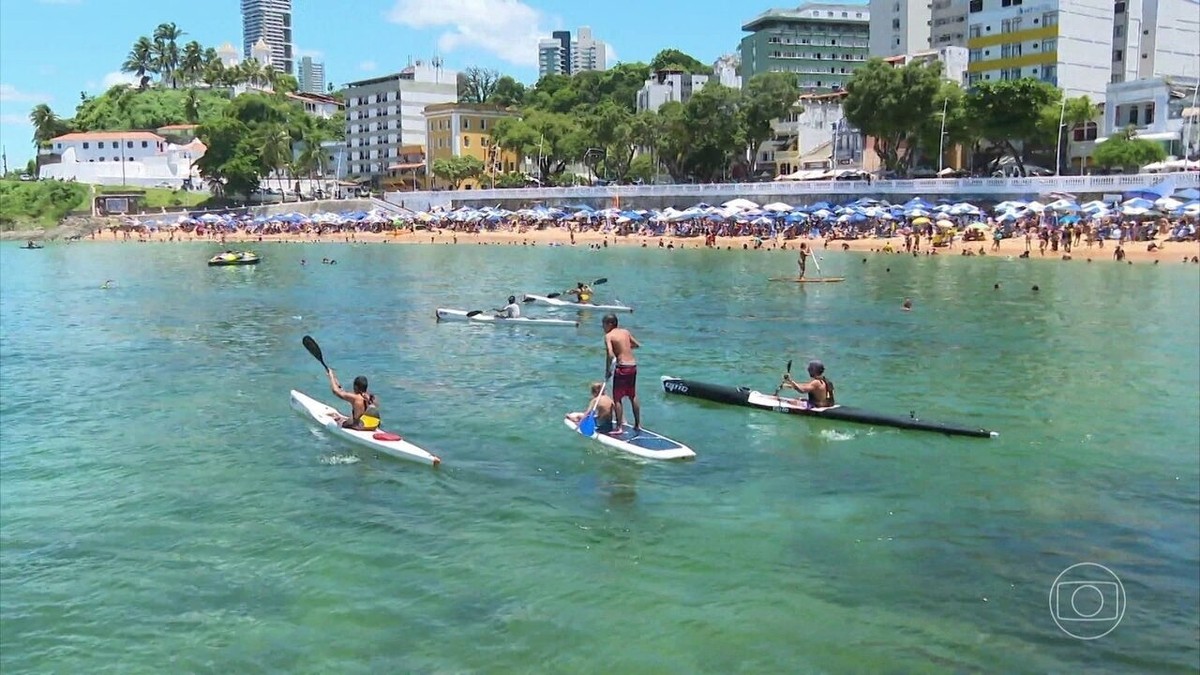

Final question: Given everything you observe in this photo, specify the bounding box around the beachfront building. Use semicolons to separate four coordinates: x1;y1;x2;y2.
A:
965;0;1114;97
769;91;867;174
423;103;523;190
870;0;969;57
537;27;608;78
287;91;343;119
1095;77;1200;158
636;70;712;112
884;46;970;86
38;131;205;187
713;53;744;88
242;0;293;74
343;61;458;185
1110;0;1200;85
739;3;871;92
298;56;326;94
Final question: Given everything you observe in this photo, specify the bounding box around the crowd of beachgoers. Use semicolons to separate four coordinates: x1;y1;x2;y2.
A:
76;193;1200;264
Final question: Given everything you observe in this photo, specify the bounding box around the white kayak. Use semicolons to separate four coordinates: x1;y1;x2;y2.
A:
435;308;579;327
522;294;633;313
563;415;696;460
290;390;441;466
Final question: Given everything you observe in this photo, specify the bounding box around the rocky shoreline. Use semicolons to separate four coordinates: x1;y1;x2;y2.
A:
0;215;119;241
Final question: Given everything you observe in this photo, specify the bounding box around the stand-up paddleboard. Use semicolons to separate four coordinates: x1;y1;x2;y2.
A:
290;390;441;466
768;277;846;283
563;416;695;460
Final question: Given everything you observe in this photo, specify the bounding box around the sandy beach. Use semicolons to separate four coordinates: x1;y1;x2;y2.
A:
83;226;1200;265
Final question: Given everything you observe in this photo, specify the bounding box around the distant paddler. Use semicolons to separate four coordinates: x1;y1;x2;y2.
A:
493;295;521;318
101;279;115;289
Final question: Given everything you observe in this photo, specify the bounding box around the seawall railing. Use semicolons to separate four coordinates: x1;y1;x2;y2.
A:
384;172;1199;211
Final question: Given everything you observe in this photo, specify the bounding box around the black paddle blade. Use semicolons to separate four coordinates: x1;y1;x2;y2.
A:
785;359;793;374
302;335;327;369
592;278;608;285
546;292;561;299
466;310;484;317
523;296;536;303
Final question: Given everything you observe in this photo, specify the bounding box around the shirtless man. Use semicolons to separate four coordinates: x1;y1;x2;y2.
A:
566;382;616;434
327;369;382;430
797;243;810;278
602;314;641;432
780;360;836;409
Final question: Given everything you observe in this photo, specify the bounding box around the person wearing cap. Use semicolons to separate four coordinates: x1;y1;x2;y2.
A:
781;360;836;408
494;295;521;319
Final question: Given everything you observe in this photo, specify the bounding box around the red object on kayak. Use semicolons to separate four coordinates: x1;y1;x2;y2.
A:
373;432;402;441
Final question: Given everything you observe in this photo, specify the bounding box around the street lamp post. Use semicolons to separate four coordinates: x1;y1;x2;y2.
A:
1054;96;1068;176
937;98;949;173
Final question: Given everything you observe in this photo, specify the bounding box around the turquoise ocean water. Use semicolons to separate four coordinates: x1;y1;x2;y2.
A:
1;241;1197;673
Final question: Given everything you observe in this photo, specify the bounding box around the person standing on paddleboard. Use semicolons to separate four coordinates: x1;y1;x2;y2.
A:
327;370;381;431
797;243;810;279
781;360;836;408
603;314;642;433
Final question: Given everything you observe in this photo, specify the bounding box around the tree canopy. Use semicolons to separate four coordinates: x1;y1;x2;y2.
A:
1093;126;1168;170
432;155;486;188
649;49;711;74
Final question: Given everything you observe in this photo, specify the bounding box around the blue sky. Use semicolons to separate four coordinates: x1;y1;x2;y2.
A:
0;0;859;169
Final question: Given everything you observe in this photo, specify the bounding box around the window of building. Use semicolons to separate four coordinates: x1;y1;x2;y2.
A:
1072;121;1097;141
1042;11;1058;26
1041;65;1057;83
1114;1;1125;12
112;157;119;162
1042;38;1057;52
969;0;982;11
464;136;471;148
1127;106;1138;125
1001;43;1022;58
82;142;89;149
126;141;133;148
892;18;901;28
1145;103;1154;125
1001;17;1022;32
1113;48;1123;61
1113;24;1123;37
969;48;982;60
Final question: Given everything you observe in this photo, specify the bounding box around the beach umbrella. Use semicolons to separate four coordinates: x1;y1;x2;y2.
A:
911;216;932;226
1120;197;1155;210
762;202;793;212
1173;188;1200;200
905;207;931;217
722;198;759;210
935;218;954;229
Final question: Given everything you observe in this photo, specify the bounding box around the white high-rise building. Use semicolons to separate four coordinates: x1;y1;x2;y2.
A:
713;53;743;88
344;61;458;181
871;0;967;57
299;56;326;94
536;28;608;78
636;71;711;112
572;27;607;73
1110;0;1200;84
242;0;294;75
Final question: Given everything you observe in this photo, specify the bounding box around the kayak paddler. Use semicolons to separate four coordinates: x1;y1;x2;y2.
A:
603;314;642;432
781;360;836;408
327;369;382;431
566;282;593;304
566;382;616;433
494;295;521;318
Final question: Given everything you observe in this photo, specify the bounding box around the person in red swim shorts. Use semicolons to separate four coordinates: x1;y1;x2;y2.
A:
603;313;642;433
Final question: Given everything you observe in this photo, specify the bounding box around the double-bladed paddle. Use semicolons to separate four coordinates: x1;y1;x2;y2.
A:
302;335;331;373
525;277;608;302
774;359;793;398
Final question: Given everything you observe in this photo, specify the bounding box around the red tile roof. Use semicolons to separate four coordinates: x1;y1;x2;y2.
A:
52;131;165;142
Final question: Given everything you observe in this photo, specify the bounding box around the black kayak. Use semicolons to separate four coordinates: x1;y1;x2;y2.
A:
661;376;997;439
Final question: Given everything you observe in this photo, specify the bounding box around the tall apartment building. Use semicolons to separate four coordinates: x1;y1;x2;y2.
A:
241;0;294;74
870;0;968;57
739;3;872;92
965;0;1113;97
537;27;608;78
343;61;458;181
298;56;326;94
1110;0;1200;85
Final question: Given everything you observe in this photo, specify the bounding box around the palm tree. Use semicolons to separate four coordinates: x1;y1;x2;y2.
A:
1061;95;1097;174
179;41;205;85
184;89;202;124
258;123;294;199
152;22;186;88
28;104;63;146
122;36;156;90
239;59;264;89
262;65;280;92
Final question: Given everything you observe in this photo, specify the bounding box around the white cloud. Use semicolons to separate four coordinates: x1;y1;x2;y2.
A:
359;60;378;72
0;113;29;125
101;71;140;88
0;83;51;103
385;0;549;68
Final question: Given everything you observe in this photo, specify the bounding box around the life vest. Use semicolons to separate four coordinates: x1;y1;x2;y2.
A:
357;395;381;431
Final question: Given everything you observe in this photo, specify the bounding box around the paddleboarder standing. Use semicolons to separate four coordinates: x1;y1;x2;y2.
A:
797;243;810;279
603;314;641;433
